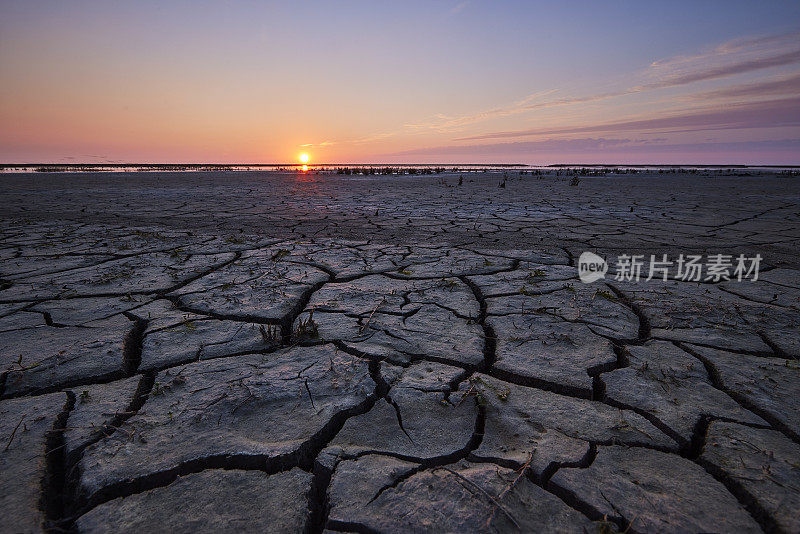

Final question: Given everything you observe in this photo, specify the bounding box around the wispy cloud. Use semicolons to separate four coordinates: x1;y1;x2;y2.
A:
408;29;800;134
455;97;800;141
303;128;414;151
686;71;800;100
403;90;563;131
388;138;641;157
450;2;468;15
384;137;800;159
648;30;800;70
300;141;335;148
641;48;800;89
301;29;800;154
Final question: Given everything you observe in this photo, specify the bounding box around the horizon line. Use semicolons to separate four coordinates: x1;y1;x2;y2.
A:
2;163;799;168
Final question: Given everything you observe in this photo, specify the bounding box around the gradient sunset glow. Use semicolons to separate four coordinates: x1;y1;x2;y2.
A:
1;1;799;165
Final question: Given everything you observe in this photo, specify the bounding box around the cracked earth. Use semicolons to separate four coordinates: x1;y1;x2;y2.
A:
1;170;799;533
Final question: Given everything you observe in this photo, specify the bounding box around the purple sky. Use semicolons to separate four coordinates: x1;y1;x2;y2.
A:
1;1;799;164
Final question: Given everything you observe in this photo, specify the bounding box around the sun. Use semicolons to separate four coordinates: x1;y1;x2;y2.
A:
299;153;310;164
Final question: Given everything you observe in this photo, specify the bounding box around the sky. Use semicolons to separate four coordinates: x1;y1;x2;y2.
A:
1;1;799;165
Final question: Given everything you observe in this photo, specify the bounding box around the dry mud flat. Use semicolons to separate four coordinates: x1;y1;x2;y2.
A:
0;170;799;533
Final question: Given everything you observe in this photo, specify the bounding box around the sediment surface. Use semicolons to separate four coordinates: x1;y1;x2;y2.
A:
1;170;798;533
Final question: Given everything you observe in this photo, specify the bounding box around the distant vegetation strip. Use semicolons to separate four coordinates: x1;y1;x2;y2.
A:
0;163;798;175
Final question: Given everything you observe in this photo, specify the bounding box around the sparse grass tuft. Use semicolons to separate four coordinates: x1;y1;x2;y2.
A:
594;515;616;534
95;266;134;285
459;376;511;406
294;310;320;341
259;324;280;345
133;229;165;240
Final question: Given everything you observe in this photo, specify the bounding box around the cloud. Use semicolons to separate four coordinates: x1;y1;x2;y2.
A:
404;90;611;131
299;30;800;153
455;96;800;141
641;48;800;90
383;137;800;159
300;141;335;148
450;2;468;15
687;71;800;100
408;30;800;134
649;29;800;69
388;138;640;156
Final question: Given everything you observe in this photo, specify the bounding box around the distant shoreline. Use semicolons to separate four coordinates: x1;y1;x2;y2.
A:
1;163;798;173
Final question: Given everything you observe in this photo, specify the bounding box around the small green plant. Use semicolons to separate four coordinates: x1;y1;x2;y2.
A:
495;386;510;401
95;266;134;284
398;269;412;276
79;390;92;403
162;317;197;334
133;229;164;240
522;269;547;288
271;249;290;261
438;278;459;290
595;289;618;302
12;354;40;371
225;235;246;244
148;371;186;399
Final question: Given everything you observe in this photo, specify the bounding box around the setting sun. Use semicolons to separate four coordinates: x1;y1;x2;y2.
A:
299;153;309;164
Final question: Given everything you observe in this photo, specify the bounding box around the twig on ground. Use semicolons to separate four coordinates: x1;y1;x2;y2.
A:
485;451;533;528
359;297;387;334
5;414;26;451
433;466;521;530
